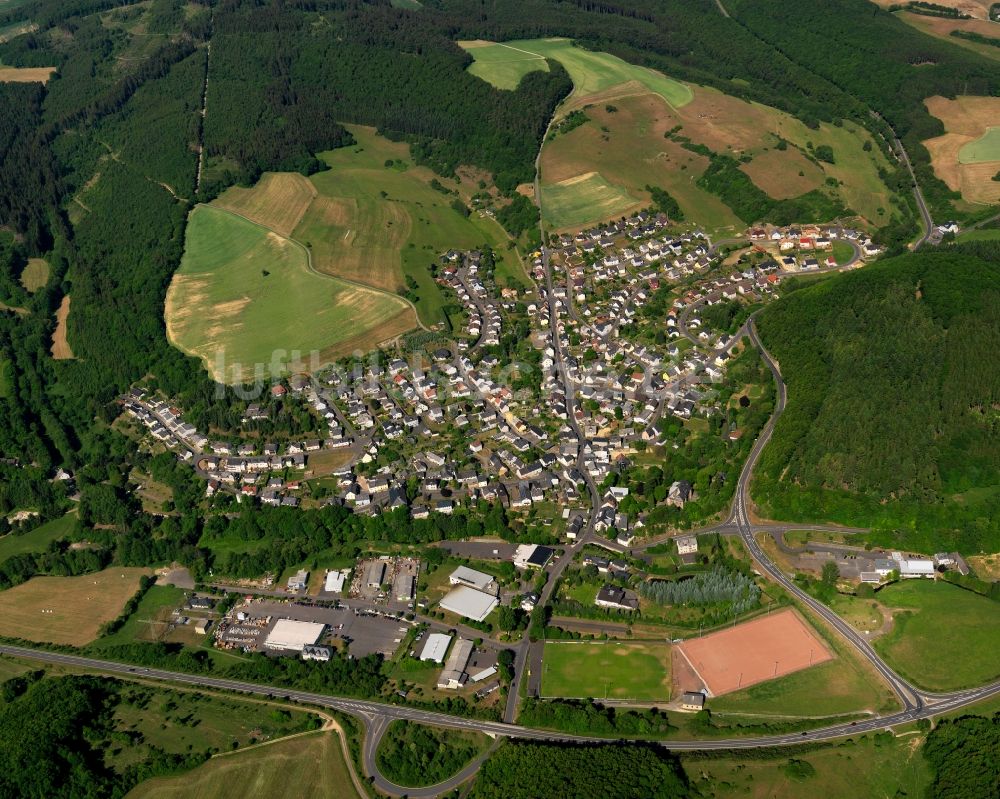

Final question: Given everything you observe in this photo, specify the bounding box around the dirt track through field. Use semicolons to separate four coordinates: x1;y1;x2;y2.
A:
676;609;832;697
51;295;74;359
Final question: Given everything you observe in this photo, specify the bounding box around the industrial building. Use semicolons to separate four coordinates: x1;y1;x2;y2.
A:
324;569;349;593
419;633;453;664
394;572;415;602
302;645;332;662
513;544;554;570
437;637;474;689
449;566;495;593
439;585;499;622
264;618;326;652
287;569;309;591
366;560;387;588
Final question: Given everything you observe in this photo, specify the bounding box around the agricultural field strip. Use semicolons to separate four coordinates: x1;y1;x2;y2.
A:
208;204;424;328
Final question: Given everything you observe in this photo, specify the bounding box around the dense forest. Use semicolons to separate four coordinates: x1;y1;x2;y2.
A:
471;741;692;799
922;713;1000;799
755;244;1000;553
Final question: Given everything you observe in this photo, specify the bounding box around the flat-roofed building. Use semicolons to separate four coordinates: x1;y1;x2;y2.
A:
437;638;474;689
264;619;326;652
439;585;499;622
513;544;554;570
898;559;935;578
419;633;452;664
681;691;705;711
394;573;415;602
324;569;348;593
449;566;495;594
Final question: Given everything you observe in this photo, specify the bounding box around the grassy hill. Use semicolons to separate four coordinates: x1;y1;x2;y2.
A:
754;244;1000;554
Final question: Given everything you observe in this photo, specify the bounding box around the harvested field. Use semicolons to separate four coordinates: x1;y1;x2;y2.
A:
165;205;414;383
213;172;317;237
127;730;362;799
924;95;1000;203
20;257;49;292
740;148;824;199
0;567;150;646
0;65;55;83
51;295;74;359
876;0;994;17
676;609;832;697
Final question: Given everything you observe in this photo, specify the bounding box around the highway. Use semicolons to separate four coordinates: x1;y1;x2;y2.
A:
5;641;1000;798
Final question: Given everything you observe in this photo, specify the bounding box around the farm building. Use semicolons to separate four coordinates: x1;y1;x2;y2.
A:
449;566;495;593
264;619;326;652
437;638;474;689
898;559;935;578
194;619;212;635
419;633;453;664
439;585;499;622
513;544;554;570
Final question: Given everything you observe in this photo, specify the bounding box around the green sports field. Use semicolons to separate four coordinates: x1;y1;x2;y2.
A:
166;205;413;383
460;38;693;109
959;126;1000;163
873;580;1000;691
541;640;671;701
540;171;643;231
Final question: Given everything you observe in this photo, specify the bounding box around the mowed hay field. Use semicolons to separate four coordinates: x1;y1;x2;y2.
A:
0;566;149;646
541;640;671;701
127;730;363;799
165;205;414;383
301;125;526;323
0;65;55;82
528;44;894;231
213;173;317;237
924;95;1000;204
873;579;1000;691
458;39;550;90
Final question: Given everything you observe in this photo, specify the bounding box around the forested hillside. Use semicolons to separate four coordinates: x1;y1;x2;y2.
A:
755;243;1000;553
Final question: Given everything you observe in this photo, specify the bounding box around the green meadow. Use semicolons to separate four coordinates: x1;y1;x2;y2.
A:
959;127;1000;163
460;38;693;109
873;580;1000;691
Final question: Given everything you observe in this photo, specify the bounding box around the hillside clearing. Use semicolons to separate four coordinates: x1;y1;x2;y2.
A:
20;258;49;292
456;40;550;90
51;295;74;359
0;512;76;563
0;65;55;83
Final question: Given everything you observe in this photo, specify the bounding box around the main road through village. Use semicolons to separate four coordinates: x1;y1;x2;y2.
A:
0;143;981;799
